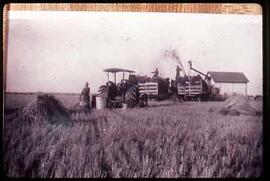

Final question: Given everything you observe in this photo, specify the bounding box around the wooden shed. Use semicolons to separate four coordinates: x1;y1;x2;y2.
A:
206;71;249;96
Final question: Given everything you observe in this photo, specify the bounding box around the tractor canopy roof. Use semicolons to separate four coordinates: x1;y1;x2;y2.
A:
103;68;135;73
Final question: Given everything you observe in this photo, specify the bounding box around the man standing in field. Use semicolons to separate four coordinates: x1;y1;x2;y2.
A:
79;82;90;109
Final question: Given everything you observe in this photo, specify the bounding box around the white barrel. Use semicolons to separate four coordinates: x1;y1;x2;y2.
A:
79;101;87;107
122;103;127;109
96;96;106;110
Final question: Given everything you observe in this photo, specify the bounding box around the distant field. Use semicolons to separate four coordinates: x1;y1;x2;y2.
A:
4;92;262;111
4;93;81;109
4;93;263;178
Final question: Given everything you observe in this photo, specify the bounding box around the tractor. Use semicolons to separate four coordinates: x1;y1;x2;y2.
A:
98;68;148;108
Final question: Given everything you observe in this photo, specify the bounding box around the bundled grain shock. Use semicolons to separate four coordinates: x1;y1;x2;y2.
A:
219;94;258;116
15;94;72;124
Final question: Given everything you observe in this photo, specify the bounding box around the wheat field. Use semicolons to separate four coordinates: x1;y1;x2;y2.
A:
4;93;263;178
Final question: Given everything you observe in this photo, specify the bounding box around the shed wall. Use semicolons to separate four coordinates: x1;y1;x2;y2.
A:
214;82;247;95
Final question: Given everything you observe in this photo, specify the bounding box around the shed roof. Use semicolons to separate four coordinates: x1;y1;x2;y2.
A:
207;71;249;83
103;68;135;73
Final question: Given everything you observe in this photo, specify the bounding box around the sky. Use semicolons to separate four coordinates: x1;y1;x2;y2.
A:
6;11;262;95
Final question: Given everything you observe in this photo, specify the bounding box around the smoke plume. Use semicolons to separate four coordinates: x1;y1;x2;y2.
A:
162;48;186;75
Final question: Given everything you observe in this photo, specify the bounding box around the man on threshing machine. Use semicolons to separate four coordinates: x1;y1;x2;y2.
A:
79;82;91;109
176;65;182;79
151;67;159;79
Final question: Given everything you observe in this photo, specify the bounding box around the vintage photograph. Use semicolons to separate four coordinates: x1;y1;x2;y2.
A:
4;7;263;178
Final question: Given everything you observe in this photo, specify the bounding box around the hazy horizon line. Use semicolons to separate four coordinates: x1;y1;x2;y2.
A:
4;91;99;95
4;91;263;97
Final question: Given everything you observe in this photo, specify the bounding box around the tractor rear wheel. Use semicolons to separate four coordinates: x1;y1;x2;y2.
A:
139;93;148;107
125;85;140;108
98;85;109;98
99;82;118;99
